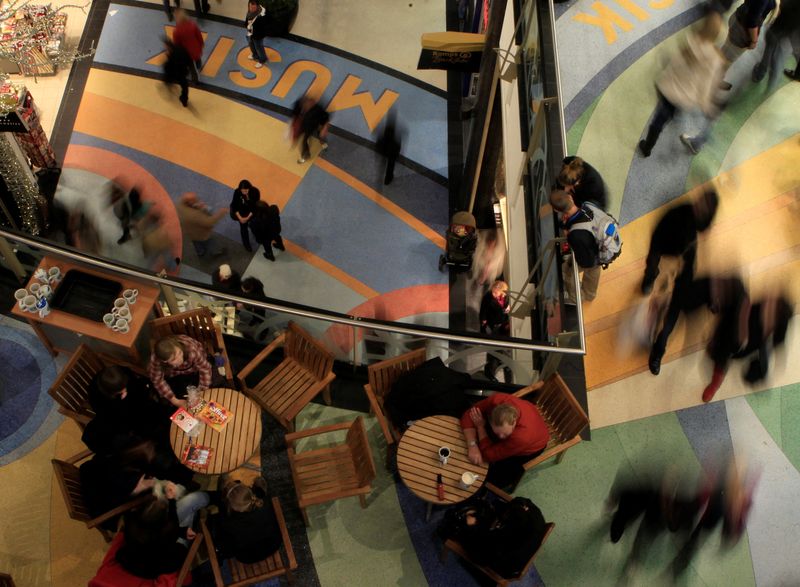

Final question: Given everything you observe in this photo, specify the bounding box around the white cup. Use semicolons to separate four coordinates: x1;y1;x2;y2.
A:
38;284;51;299
15;288;28;307
113;298;128;313
22;294;37;312
48;267;61;284
112;318;130;333
459;471;479;490
438;446;450;466
116;307;132;321
29;282;41;297
103;313;116;327
123;288;139;304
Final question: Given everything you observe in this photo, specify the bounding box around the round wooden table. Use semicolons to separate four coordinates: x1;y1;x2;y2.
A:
170;387;262;475
396;415;488;520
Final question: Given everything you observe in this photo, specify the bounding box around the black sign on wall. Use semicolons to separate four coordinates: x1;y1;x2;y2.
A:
418;49;483;72
0;111;29;133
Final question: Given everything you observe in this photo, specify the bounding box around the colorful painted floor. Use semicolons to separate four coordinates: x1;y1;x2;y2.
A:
3;0;800;585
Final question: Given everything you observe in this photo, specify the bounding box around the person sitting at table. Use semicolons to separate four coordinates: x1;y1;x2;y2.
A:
82;365;174;455
116;482;209;579
207;475;282;564
461;392;550;491
148;334;212;408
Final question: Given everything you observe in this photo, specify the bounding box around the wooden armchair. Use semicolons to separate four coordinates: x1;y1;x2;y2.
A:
286;416;376;525
440;483;555;587
52;450;153;542
176;533;204;587
363;348;427;445
514;372;589;471
201;497;298;586
47;344;104;429
236;322;336;431
150;307;234;386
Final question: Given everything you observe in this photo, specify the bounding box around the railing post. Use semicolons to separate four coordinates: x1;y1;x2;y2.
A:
352;325;361;371
160;283;180;315
0;236;27;282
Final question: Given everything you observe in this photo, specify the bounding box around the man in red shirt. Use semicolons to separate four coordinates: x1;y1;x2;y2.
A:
172;9;204;82
460;390;550;490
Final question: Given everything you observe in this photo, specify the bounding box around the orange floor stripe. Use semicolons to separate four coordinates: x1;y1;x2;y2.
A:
282;240;380;299
315;158;446;250
73;92;301;209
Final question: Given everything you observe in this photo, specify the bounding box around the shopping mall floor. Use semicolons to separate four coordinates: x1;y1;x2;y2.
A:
2;0;800;585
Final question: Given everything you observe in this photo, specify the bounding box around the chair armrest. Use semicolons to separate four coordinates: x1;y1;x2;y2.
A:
522;435;582;471
200;518;224;587
485;483;514;502
176;532;204;587
87;493;153;528
284;420;354;446
58;407;92;426
236;334;286;388
512;380;545;399
272;497;298;570
65;449;94;465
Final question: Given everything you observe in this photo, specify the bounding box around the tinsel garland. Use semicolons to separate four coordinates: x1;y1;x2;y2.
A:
0;133;43;234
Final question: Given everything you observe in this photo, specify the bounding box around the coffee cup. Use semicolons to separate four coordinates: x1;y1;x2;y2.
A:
29;282;41;297
116;307;132;321
47;267;61;284
438;446;451;466
113;298;128;313
38;284;51;299
103;313;115;327
112;318;130;333
459;472;479;490
123;288;139;304
15;288;28;307
22;294;37;312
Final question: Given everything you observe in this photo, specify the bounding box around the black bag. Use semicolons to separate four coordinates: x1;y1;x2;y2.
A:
383;357;470;432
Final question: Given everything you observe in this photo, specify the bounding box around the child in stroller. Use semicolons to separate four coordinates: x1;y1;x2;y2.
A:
439;211;478;272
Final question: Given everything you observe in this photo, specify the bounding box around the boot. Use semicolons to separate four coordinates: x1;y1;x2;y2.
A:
638;125;659;158
702;366;726;403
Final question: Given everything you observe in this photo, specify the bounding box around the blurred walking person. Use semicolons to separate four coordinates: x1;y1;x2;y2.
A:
163;39;191;107
172;9;204;83
719;0;776;69
292;94;330;164
177;192;227;258
638;13;726;157
751;0;800;90
376;111;402;185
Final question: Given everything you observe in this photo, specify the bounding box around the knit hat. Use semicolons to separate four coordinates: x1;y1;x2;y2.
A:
218;264;232;280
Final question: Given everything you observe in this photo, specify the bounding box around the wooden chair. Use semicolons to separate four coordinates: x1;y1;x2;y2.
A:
440;483;555;587
363;348;427;445
176;533;204;587
514;372;589;471
0;573;15;587
52;450;153;542
201;497;298;586
150;307;234;387
236;322;335;431
285;416;376;525
47;344;104;429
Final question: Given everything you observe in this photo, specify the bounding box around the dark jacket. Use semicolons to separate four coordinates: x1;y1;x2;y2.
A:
163;42;191;83
648;204;698;257
212;270;242;293
562;156;607;210
249;203;282;244
230;187;260;222
562;208;599;268
212;496;282;563
79;454;144;520
116;500;187;579
479;291;510;335
735;0;776;28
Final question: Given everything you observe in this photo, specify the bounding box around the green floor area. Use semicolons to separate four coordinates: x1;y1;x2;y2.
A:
745;383;800;475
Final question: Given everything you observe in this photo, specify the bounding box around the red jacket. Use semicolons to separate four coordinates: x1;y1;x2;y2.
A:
172;20;204;62
460;393;550;462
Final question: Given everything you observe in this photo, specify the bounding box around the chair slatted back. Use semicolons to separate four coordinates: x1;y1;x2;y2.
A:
536;374;589;442
366;348;427;400
52;458;92;522
345;417;377;486
285;322;334;381
48;344;102;417
151;307;221;358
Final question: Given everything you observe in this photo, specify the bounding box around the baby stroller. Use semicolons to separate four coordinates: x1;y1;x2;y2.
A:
438;211;478;272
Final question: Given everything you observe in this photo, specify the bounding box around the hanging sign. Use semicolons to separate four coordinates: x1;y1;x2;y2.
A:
418;32;485;72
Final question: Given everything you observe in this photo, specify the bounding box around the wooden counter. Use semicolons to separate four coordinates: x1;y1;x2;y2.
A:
11;256;161;362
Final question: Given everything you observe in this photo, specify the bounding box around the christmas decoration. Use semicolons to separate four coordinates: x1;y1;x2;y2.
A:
0;132;45;234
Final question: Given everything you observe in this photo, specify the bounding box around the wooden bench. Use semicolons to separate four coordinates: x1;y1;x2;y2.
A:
286;417;376;525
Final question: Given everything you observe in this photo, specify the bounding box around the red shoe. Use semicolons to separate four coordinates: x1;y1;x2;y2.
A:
702;367;726;403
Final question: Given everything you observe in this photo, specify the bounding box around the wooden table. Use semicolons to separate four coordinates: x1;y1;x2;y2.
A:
396;415;488;520
170;387;263;475
11;256;160;362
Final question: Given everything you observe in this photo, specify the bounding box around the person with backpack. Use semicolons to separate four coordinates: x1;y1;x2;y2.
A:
550;189;622;303
245;0;268;69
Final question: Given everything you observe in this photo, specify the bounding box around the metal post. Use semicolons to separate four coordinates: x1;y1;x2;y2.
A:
352;325;361;371
160;283;180;315
0;236;27;282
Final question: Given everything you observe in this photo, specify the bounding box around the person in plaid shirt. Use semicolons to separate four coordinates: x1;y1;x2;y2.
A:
148;335;212;407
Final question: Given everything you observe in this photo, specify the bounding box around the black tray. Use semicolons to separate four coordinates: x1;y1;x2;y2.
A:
49;270;123;322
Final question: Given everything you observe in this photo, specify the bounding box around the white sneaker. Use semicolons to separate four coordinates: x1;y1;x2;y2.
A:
255;62;263;69
320;142;328;151
297;157;306;164
680;134;698;155
247;55;255;61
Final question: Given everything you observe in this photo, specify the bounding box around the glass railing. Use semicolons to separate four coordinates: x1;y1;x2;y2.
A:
0;226;584;385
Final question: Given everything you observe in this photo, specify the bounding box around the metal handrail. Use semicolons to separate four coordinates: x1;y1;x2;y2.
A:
0;227;586;354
